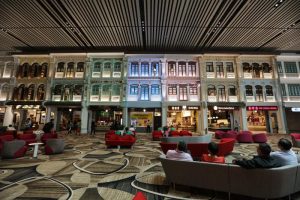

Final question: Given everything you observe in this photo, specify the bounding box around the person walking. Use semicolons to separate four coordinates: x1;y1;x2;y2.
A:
91;121;96;136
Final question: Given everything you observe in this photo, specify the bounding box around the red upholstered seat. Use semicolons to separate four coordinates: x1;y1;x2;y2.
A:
187;143;209;159
3;130;17;138
159;142;177;154
240;130;253;135
17;134;37;145
105;134;136;147
23;130;34;135
133;191;147;200
180;130;192;136
215;130;226;139
252;133;267;143
236;133;253;143
41;133;58;144
152;130;163;140
170;131;180;137
0;135;15;152
222;132;237;139
291;133;300;147
217;138;235;156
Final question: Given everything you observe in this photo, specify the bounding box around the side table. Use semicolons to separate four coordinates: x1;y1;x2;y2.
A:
29;142;43;158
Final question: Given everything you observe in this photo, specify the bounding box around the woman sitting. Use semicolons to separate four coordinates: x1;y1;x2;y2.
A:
201;142;225;163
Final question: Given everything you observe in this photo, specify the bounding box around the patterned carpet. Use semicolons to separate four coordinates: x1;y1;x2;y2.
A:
0;132;299;200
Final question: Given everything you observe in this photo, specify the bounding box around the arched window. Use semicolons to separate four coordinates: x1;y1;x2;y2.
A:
0;84;9;100
101;84;111;96
151;84;160;95
245;85;253;96
152;62;159;76
130;84;138;95
31;63;39;78
168;61;176;76
178;61;186;76
0;63;4;77
255;85;263;101
217;85;226;101
252;63;261;78
66;62;74;78
242;62;251;73
77;62;84;72
94;62;101;72
226;62;234;73
262;63;272;73
18;84;26;100
20;63;30;78
207;85;216;96
40;63;48;77
113;62;121;77
103;62;111;77
57;62;65;72
12;87;18;100
141;85;149;100
228;85;236;96
92;85;100;95
3;62;13;78
37;84;45;100
63;85;73;101
188;61;196;76
27;84;35;100
265;85;273;96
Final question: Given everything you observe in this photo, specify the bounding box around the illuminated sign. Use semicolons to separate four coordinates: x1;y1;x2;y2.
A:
291;108;300;112
217;106;235;110
168;106;200;111
169;106;181;110
247;106;278;111
187;106;200;110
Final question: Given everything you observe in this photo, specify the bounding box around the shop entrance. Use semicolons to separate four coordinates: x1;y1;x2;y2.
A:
167;106;199;131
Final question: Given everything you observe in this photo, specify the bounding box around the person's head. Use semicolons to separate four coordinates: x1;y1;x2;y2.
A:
177;141;187;152
208;142;219;155
8;124;12;127
257;143;272;157
278;138;292;151
125;127;129;131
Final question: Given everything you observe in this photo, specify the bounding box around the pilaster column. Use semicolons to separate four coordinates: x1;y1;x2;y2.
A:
162;105;167;127
80;104;88;134
241;107;248;131
122;106;128;127
3;106;13;126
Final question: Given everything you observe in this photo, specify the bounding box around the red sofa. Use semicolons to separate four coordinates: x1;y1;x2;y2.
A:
179;130;192;136
160;138;235;159
105;134;136;148
0;135;14;152
41;133;58;144
152;130;163;141
17;134;37;145
291;133;300;147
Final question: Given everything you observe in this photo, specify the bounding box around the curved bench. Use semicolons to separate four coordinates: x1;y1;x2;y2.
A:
160;155;300;199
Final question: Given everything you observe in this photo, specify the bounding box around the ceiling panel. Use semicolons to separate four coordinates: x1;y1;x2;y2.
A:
0;0;299;54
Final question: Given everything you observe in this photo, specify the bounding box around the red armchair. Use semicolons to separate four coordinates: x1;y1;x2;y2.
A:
187;143;209;159
3;130;17;138
170;131;180;137
291;133;300;147
17;134;37;145
105;134;136;148
217;138;235;156
215;130;226;139
152;130;163;141
41;133;58;144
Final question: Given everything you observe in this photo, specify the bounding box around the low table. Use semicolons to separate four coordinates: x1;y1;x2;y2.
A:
29;142;43;158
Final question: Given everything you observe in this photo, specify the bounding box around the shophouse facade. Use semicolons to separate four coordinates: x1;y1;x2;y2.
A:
276;55;300;133
0;53;295;134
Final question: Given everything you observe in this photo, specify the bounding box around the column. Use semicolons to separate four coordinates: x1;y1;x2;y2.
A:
199;106;208;135
3;106;13;126
241;107;248;131
122;106;128;127
277;106;287;134
162;105;167;127
80;105;88;134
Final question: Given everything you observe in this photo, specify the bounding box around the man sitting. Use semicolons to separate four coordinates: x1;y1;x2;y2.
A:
270;138;298;166
123;127;133;135
233;143;281;169
166;141;193;161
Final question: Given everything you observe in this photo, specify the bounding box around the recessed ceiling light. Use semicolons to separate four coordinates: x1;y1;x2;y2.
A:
275;3;279;7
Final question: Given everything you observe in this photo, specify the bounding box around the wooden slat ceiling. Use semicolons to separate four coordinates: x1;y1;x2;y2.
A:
0;0;299;55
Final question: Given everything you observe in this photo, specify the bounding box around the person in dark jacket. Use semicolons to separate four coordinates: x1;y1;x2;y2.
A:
232;143;281;169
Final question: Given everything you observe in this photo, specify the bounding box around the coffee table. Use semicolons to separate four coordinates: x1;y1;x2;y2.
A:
29;142;43;158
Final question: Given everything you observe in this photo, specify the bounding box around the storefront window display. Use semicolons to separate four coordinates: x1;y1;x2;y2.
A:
208;106;236;131
167;106;198;131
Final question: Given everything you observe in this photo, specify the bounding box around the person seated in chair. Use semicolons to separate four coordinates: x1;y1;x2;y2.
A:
270;138;297;166
233;143;281;169
129;125;135;132
166;141;193;161
201;142;225;163
124;127;133;135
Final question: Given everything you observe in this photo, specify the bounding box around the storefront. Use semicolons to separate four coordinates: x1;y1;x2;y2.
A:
167;106;199;131
284;107;300;133
246;106;278;132
89;106;122;131
207;106;239;131
128;108;161;132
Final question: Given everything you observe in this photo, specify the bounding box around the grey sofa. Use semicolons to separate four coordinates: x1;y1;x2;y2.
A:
160;155;300;199
160;134;212;143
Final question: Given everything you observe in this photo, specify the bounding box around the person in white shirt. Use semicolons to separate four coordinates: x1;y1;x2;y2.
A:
129;125;135;132
7;124;16;131
166;141;193;161
270;138;298;166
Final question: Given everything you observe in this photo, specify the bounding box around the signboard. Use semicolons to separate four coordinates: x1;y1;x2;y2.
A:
291;108;300;112
217;106;235;110
168;106;200;111
247;106;278;111
130;112;153;127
